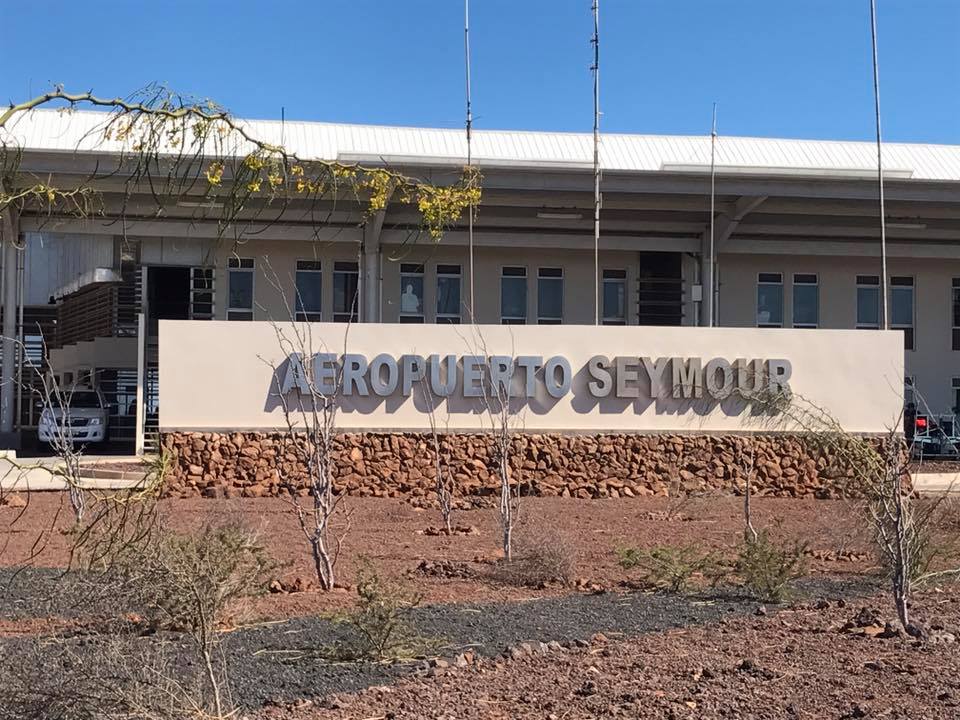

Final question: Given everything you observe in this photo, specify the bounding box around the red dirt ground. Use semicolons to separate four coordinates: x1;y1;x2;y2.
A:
0;493;881;621
267;590;960;720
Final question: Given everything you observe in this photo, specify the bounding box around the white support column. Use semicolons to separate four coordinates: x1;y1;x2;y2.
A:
135;312;146;457
700;195;767;328
0;208;19;435
362;209;386;323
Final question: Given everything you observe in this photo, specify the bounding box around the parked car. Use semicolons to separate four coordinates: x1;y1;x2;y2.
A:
37;387;109;446
911;413;960;459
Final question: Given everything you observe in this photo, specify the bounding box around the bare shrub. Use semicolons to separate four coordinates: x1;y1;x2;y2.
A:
328;560;431;662
735;529;808;602
617;544;725;593
419;376;456;534
491;525;577;587
124;521;275;717
262;270;353;592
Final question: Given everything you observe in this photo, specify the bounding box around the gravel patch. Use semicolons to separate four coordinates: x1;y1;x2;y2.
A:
0;573;883;710
0;567;123;620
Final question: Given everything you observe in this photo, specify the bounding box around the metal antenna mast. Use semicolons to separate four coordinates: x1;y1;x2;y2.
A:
591;0;601;325
464;0;475;319
869;0;889;329
707;103;717;328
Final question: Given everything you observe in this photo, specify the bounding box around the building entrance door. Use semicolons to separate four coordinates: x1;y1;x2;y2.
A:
637;252;684;326
147;266;191;334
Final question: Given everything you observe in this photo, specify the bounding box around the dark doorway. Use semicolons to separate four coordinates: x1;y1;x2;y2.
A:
147;266;190;334
637;252;683;326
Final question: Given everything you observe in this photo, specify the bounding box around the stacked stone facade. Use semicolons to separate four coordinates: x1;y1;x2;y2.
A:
162;431;870;500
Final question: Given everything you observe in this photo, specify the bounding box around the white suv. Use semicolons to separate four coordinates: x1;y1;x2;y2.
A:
38;387;109;446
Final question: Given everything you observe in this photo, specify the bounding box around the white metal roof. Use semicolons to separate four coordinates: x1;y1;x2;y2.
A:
4;108;960;182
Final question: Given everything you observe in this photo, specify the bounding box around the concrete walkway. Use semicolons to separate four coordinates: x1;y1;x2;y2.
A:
0;453;149;492
913;472;959;496
0;452;956;496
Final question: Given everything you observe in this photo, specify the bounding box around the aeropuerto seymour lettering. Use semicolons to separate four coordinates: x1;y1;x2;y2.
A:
280;353;791;404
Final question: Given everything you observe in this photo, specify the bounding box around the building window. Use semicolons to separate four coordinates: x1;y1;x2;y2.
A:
792;273;819;328
295;260;322;322
953;377;960;413
227;257;254;321
891;276;914;351
537;267;563;324
436;264;462;324
190;267;215;320
952;278;959;351
500;266;527;324
602;269;627;325
856;275;880;329
399;263;425;323
333;261;359;323
756;273;783;328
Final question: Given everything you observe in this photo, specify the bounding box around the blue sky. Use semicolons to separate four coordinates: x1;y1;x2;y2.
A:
3;1;958;143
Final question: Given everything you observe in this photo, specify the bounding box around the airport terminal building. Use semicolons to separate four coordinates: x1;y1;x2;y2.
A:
0;110;958;454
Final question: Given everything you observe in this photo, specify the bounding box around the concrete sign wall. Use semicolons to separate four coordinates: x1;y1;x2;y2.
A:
158;321;904;434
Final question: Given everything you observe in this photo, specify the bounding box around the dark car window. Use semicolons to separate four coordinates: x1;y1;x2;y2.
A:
68;392;102;409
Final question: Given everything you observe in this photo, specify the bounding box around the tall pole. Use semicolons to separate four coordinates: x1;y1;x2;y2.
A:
869;0;889;329
464;0;475;320
708;103;717;328
591;0;601;325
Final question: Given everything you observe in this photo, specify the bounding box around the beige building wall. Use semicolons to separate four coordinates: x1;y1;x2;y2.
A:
378;244;645;325
718;253;960;412
205;240;651;326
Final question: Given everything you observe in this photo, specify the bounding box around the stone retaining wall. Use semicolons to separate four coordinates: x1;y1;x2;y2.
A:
162;431;872;500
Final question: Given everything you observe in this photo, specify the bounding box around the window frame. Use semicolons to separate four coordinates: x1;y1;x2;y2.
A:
856;274;880;329
601;268;627;326
952;377;960;414
756;272;784;328
190;267;215;320
399;262;425;324
890;276;915;351
435;263;462;324
294;260;323;322
791;273;819;329
227;257;254;321
500;265;528;325
536;266;564;325
332;260;359;323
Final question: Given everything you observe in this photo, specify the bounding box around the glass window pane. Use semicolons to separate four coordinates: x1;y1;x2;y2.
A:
793;284;818;326
857;287;879;326
228;271;253;310
952;285;960;327
891;287;913;326
295;271;322;314
437;275;461;316
400;275;424;316
538;276;563;320
757;284;782;326
603;279;625;321
334;270;358;315
501;277;526;320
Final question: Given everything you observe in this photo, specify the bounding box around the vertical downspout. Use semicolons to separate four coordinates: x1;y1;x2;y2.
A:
0;207;19;436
